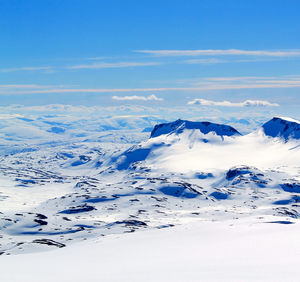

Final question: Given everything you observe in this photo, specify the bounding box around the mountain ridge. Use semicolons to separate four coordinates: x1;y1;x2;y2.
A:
150;119;242;138
262;116;300;141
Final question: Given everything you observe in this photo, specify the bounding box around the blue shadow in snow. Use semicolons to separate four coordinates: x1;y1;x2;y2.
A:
273;195;300;205
281;183;300;193
266;221;294;225
159;186;198;198
209;191;229;200
85;191;155;203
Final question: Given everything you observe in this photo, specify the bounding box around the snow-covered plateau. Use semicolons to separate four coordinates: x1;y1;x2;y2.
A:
1;114;300;281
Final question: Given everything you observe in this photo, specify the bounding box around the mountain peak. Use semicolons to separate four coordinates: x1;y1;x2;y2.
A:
262;117;300;141
150;119;241;138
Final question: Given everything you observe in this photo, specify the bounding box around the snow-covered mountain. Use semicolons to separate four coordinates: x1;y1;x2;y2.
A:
150;119;241;138
262;116;300;141
113;119;242;170
113;117;300;173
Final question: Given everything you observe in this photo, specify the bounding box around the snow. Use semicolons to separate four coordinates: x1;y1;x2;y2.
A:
275;116;300;124
1;115;300;281
1;218;300;282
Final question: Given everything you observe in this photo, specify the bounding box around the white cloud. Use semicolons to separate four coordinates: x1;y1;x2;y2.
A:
187;99;279;107
67;61;161;70
112;94;163;101
136;49;300;57
242;100;279;107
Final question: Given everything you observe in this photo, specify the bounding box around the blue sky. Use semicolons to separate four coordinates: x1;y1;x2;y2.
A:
1;0;300;119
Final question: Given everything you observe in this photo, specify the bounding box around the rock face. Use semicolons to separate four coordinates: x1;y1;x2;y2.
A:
262;117;300;141
150;119;241;138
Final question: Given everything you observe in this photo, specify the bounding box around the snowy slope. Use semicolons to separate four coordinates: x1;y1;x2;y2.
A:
2;218;300;282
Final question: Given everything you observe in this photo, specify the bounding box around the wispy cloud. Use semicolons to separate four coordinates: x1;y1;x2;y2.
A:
67;61;162;70
184;58;285;65
0;60;162;73
0;66;54;73
1;75;300;95
136;49;300;57
184;58;227;64
204;76;274;82
188;98;279;107
193;75;300;89
1;83;300;94
0;84;53;89
112;94;163;101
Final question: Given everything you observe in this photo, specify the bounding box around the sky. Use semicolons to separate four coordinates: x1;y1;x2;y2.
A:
1;0;300;120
